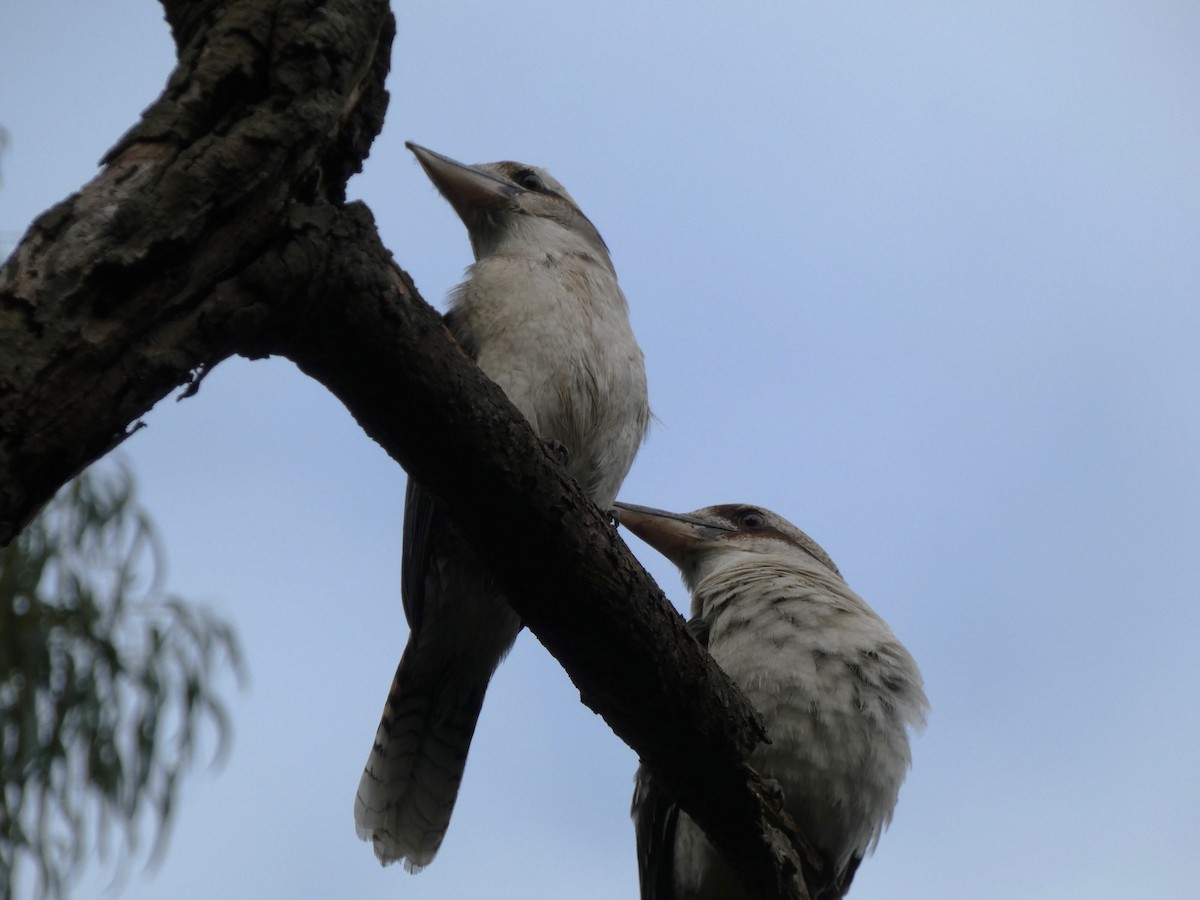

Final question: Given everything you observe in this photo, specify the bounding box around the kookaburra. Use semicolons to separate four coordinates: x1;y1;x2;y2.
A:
354;144;650;872
617;501;926;900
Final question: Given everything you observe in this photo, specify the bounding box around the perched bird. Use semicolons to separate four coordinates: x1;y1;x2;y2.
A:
355;143;650;871
617;502;927;900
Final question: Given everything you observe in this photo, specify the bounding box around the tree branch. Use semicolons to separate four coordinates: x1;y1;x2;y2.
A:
0;2;820;896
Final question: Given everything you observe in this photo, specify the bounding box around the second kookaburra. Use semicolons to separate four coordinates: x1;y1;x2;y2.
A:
617;502;927;900
354;144;650;871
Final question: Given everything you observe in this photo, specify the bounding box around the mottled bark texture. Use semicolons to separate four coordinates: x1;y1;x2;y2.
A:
0;2;817;897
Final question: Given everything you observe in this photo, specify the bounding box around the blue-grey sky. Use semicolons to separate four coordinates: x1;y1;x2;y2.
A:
3;2;1199;898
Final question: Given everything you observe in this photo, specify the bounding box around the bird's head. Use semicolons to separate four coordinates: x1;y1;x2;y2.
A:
614;501;843;592
406;142;609;264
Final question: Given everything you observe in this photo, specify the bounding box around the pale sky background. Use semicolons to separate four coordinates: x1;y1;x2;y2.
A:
3;2;1199;898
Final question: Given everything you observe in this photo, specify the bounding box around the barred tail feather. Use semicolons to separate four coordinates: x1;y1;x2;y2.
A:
354;660;487;871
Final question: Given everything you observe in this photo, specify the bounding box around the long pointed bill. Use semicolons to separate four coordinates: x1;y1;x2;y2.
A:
406;142;517;221
613;502;734;567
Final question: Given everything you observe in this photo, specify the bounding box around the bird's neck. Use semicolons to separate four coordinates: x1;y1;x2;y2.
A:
473;218;612;272
690;557;862;623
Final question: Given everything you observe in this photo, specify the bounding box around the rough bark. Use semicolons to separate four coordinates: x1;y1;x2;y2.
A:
0;2;821;897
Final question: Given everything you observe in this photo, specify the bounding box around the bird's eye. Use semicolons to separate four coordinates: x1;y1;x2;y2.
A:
740;511;766;529
515;169;546;191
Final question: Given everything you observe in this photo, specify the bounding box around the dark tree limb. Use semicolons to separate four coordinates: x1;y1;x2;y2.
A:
0;0;394;542
0;2;821;897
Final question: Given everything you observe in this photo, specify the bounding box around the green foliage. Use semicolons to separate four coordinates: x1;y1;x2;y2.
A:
0;463;244;900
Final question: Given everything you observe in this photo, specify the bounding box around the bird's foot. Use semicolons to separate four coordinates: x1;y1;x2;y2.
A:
543;438;571;467
761;776;787;814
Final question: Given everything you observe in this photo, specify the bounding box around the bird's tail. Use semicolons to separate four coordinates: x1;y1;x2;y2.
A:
354;651;489;872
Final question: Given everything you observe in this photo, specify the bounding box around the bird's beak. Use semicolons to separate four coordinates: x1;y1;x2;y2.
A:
406;142;518;222
613;502;734;567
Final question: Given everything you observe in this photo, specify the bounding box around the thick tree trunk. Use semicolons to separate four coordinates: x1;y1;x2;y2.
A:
0;2;821;897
